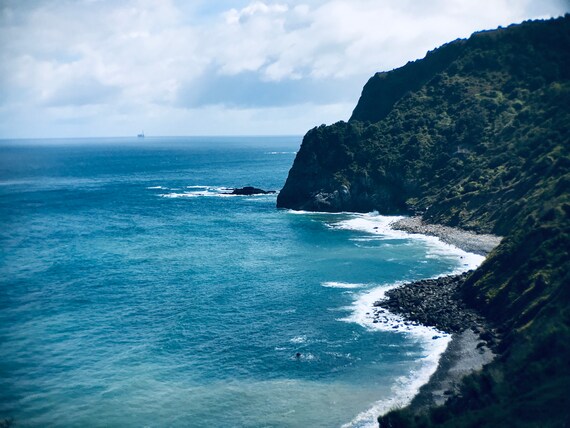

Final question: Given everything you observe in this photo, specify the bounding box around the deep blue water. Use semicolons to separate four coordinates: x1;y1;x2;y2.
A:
0;137;477;427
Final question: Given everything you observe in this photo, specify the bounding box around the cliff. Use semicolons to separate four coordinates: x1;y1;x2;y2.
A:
278;16;570;427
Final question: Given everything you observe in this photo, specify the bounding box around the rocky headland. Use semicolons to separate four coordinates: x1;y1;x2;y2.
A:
278;16;570;428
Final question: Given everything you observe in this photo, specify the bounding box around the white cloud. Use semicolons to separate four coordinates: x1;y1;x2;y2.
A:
0;0;567;137
224;1;289;24
1;0;206;108
215;0;565;81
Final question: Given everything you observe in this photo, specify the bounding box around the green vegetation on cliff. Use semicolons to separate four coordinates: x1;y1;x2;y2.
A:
278;15;570;427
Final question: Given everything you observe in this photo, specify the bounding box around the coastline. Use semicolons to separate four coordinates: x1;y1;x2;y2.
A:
283;211;502;425
391;216;502;256
376;217;502;418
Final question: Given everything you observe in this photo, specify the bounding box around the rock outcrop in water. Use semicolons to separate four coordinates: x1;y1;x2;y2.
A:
278;16;570;428
226;187;276;195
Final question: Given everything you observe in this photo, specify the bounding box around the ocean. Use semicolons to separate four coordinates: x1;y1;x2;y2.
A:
0;137;483;427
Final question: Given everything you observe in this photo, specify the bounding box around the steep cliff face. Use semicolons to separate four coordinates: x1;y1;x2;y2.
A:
275;121;411;213
278;16;570;428
277;16;570;235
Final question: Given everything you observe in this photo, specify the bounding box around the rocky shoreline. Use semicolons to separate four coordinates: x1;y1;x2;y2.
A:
376;272;488;335
391;216;502;256
374;220;502;416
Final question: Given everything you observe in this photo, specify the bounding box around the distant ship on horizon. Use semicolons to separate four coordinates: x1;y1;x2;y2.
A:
137;131;145;138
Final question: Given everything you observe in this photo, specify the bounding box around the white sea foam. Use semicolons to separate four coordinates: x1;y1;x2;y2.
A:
264;151;297;155
328;213;484;273
422;239;484;274
289;335;307;344
146;186;164;189
159;185;276;199
339;281;448;339
298;352;316;361
339;281;452;428
286;209;357;216
326;213;407;238
342;359;448;427
349;237;384;242
342;360;448;428
335;212;486;427
321;282;366;289
160;191;237;198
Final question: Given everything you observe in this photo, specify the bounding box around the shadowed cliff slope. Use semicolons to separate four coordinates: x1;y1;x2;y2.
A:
277;16;570;235
278;16;570;427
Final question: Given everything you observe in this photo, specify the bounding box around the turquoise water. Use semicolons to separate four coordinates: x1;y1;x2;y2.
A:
0;137;479;427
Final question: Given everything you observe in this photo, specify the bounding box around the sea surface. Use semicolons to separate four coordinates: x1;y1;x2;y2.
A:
0;137;483;427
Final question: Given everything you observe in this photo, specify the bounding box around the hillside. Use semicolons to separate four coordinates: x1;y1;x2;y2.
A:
277;16;570;427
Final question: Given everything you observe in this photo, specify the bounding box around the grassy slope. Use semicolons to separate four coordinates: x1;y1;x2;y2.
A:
278;16;570;427
279;16;570;235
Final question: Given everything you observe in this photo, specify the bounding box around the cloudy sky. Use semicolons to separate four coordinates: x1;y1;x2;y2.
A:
0;0;568;138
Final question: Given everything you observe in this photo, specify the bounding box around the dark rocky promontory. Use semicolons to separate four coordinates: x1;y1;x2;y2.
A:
278;16;570;428
375;272;486;335
227;186;276;195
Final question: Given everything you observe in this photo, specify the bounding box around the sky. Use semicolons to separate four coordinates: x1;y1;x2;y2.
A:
0;0;568;138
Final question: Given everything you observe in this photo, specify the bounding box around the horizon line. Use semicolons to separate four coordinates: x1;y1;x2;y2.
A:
0;134;304;141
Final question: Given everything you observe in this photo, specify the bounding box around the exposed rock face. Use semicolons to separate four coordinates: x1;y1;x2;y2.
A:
227;186;276;195
278;16;570;428
277;16;570;236
276;122;409;213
